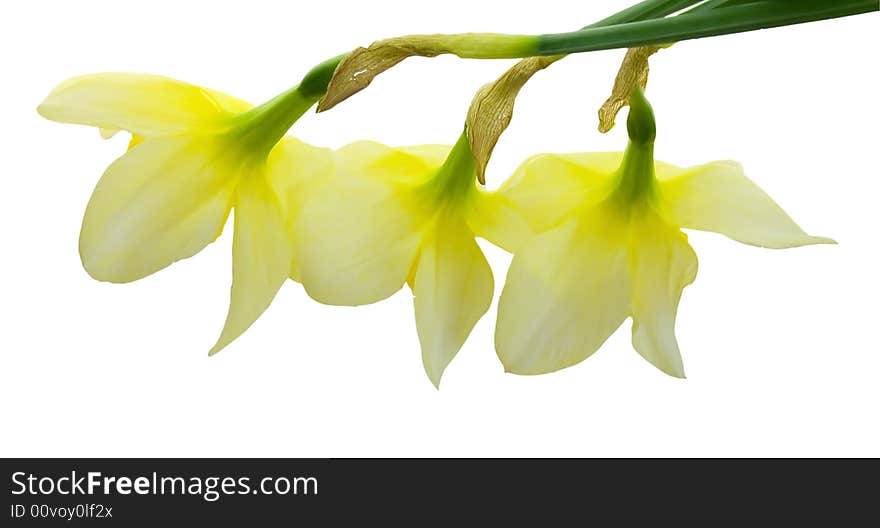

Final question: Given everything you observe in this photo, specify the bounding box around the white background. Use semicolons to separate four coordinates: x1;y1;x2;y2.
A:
2;1;877;457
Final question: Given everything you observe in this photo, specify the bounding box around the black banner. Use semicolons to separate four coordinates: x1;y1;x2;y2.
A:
1;459;875;525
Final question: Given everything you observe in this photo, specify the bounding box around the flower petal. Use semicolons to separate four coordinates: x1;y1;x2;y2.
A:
202;87;254;115
336;140;445;186
79;137;236;282
629;208;698;378
659;161;834;248
396;144;451;168
38;73;250;137
265;138;335;282
495;207;631;374
295;142;435;306
465;189;532;253
209;175;291;355
498;152;622;234
413;217;493;387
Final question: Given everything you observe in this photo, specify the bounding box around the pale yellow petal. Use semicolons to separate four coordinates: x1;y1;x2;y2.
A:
79;137;236;283
335;141;445;186
498;152;621;233
128;134;144;150
465;189;532;253
495;207;631;374
265;138;335;281
202;87;253;114
659;161;834;248
209;175;291;355
396;144;452;168
413;217;493;387
295;143;431;306
38;73;248;137
629;208;698;378
652;159;689;181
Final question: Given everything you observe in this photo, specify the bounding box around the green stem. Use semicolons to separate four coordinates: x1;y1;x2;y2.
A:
298;1;705;105
432;131;477;200
299;54;349;98
682;0;754;14
235;87;315;155
592;0;703;27
534;0;877;55
234;54;348;154
626;87;656;145
608;88;658;207
279;0;875;127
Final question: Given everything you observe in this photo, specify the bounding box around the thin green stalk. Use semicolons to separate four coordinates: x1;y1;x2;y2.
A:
534;0;877;55
534;0;736;68
589;0;705;27
683;0;756;13
299;54;349;99
305;1;706;106
310;0;875;113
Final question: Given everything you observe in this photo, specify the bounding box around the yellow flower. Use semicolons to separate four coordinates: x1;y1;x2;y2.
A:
38;73;333;354
294;133;527;387
494;88;833;377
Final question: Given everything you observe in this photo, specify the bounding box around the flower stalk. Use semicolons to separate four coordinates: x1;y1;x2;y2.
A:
320;0;875;113
535;0;876;55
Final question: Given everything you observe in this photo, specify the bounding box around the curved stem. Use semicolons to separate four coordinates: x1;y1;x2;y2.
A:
300;0;876;115
535;0;877;55
589;0;704;28
299;54;349;99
